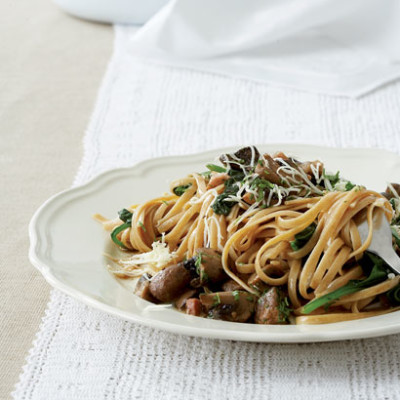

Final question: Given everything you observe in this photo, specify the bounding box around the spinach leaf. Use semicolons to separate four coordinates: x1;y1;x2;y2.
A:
227;169;245;181
387;284;400;306
212;193;236;215
111;223;130;248
211;169;244;215
173;184;192;196
111;208;133;248
206;164;226;173
118;208;133;224
302;252;388;314
290;223;316;251
345;181;356;191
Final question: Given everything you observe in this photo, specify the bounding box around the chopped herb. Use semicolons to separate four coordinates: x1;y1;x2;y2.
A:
258;159;264;166
345;181;356;191
246;295;255;302
212;294;221;306
325;170;340;187
206;164;226;173
195;252;202;274
200;271;209;282
290;223;316;251
161;200;169;205
173;184;191;196
138;221;147;232
277;290;292;323
302;252;389;314
250;177;274;191
232;290;240;301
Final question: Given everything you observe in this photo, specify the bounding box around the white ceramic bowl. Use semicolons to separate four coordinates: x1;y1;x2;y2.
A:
53;0;168;24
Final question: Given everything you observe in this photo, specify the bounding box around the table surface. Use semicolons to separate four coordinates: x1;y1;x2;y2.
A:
0;1;112;398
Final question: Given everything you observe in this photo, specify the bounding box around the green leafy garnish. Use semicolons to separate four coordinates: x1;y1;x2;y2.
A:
227;169;245;181
195;252;202;274
232;290;240;301
302;253;388;314
324;170;340;187
206;164;226;173
173;184;192;196
345;181;356;191
110;209;133;248
118;208;133;224
200;270;209;283
211;193;236;215
250;177;274;191
211;172;243;215
290;223;316;251
277;290;292;323
212;294;221;306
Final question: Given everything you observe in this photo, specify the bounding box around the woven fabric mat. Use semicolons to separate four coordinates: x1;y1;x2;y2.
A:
13;26;400;400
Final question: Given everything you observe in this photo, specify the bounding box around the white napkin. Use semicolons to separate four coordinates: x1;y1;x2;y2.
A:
127;0;400;97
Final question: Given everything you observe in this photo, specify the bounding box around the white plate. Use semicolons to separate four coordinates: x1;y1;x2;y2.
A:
30;144;400;343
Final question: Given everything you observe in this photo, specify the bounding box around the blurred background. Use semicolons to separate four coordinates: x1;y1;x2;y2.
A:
0;1;113;398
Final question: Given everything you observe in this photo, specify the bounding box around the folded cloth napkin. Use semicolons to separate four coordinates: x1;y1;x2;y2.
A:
127;0;400;97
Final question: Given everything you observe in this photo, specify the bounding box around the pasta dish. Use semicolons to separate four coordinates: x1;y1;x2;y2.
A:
95;146;400;325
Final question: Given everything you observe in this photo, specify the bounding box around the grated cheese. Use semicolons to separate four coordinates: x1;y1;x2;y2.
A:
119;236;176;271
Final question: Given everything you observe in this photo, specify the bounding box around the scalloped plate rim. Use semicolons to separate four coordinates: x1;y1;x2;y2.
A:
29;143;400;343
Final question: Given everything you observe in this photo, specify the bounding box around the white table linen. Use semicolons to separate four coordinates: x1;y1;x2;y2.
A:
13;25;400;400
128;0;400;97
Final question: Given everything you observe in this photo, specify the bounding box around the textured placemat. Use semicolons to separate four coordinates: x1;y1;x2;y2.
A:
13;26;400;400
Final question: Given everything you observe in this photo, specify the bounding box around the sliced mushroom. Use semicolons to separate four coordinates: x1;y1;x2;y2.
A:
255;287;290;325
200;291;257;323
149;263;191;303
175;289;197;310
207;172;230;190
134;273;157;303
385;183;400;199
195;248;227;285
220;146;260;171
298;160;323;179
255;154;282;185
222;279;243;292
247;271;270;292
